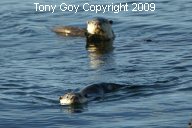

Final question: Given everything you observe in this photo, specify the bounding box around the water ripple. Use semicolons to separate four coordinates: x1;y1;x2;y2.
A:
0;0;192;127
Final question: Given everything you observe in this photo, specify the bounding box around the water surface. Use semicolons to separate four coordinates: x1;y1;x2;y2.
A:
0;0;192;128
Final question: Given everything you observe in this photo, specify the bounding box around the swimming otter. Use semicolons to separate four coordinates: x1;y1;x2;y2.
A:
53;17;115;41
59;83;124;105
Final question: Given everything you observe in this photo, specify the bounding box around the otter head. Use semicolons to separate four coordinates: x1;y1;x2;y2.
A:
59;92;88;105
87;17;115;40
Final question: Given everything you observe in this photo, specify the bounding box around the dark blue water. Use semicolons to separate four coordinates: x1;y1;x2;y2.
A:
0;0;192;128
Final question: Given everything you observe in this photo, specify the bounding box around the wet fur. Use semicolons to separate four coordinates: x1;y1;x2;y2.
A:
53;17;115;41
59;83;124;105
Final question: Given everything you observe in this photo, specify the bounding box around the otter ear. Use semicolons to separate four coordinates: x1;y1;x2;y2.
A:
109;20;113;24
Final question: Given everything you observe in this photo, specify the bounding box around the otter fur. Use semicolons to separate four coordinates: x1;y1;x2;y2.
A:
59;83;124;105
53;17;115;41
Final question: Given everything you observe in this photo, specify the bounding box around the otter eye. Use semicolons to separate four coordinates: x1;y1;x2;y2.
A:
109;20;113;24
65;95;69;98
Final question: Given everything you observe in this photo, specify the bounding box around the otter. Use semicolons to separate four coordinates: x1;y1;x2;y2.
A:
53;17;115;41
59;83;124;105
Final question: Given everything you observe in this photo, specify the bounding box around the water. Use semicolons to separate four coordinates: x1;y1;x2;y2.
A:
0;0;192;127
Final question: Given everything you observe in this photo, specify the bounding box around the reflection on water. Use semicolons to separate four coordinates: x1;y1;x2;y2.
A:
60;104;88;113
86;39;114;69
88;52;112;69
